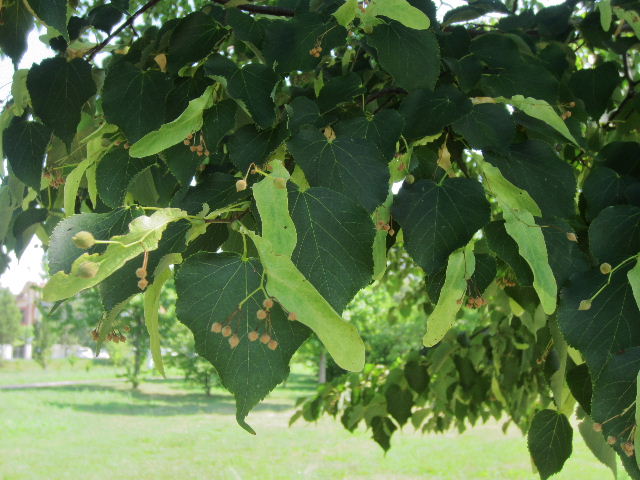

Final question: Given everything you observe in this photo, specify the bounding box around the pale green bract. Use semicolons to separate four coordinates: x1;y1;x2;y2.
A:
143;253;183;377
372;192;392;281
129;85;215;157
43;208;188;302
333;0;359;27
496;95;578;145
422;247;473;347
503;208;557;314
244;160;365;371
636;368;640;470
480;160;541;216
614;7;640;39
627;258;640;312
366;0;431;30
481;159;557;314
598;0;612;31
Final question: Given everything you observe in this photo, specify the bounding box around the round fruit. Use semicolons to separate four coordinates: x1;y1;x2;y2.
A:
256;309;267;320
222;326;233;337
229;335;240;349
248;331;259;342
77;261;99;278
263;298;274;309
236;179;248;192
260;333;271;344
268;340;279;350
211;322;222;333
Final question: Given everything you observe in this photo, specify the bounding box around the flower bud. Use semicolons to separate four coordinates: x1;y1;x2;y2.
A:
566;232;578;242
72;231;96;249
137;279;149;290
607;435;617;445
135;267;147;279
260;333;271;344
578;299;592;311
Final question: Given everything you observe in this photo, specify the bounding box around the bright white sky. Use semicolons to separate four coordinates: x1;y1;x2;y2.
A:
0;0;566;295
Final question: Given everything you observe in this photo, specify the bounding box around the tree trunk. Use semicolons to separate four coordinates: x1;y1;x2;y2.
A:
318;351;327;384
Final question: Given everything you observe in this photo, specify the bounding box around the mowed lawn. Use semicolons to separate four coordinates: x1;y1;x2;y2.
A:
0;362;628;480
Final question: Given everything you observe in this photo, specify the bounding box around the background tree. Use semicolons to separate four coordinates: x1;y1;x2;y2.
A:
0;288;22;346
2;0;640;478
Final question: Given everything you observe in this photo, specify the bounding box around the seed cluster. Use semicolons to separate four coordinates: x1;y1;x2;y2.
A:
91;325;130;343
309;45;323;58
376;220;395;236
496;277;517;288
209;296;300;351
43;170;65;189
183;133;210;157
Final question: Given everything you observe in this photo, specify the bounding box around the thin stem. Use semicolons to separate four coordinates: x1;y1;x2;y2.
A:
589;255;639;302
86;0;165;60
211;0;294;17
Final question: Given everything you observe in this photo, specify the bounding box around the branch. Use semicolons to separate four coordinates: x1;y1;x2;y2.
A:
85;0;165;61
211;0;295;17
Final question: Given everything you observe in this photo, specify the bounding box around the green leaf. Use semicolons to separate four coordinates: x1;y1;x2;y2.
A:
542;218;590;289
582;167;625;221
393;178;490;275
567;364;592;414
205;57;278;129
168;12;226;73
228;124;287;171
288;126;389;213
485;221;533;285
96;148;156;208
399;86;472;141
289;187;375;313
591;347;640;477
404;357;429;394
201;99;237;152
129;85;214;158
569;62;619;119
316;73;363;113
423;248;472;347
171;172;247;215
3;120;51;190
334;109;404;161
558;267;640;381
578;417;617;479
371;416;397;452
102;61;172;143
244;162;365;371
0;0;33;65
159;143;201;187
452;103;515;150
143;253;183;377
261;14;345;76
27;58;97;147
496;95;578;145
385;384;413;426
367;0;431;30
368;21;439;91
527;409;573;480
43;208;188;302
333;0;358;27
175;252;310;433
48;208;138;275
589;205;640;265
25;0;68;38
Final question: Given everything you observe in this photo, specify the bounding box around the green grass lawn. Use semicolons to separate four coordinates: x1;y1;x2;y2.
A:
0;361;629;480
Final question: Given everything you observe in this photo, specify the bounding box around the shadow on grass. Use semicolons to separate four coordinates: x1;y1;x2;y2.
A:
28;374;317;417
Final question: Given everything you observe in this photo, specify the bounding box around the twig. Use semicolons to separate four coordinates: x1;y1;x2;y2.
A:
86;0;165;60
365;87;408;105
211;0;295;17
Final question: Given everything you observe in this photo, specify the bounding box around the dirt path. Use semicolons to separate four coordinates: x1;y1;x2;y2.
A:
0;378;126;390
